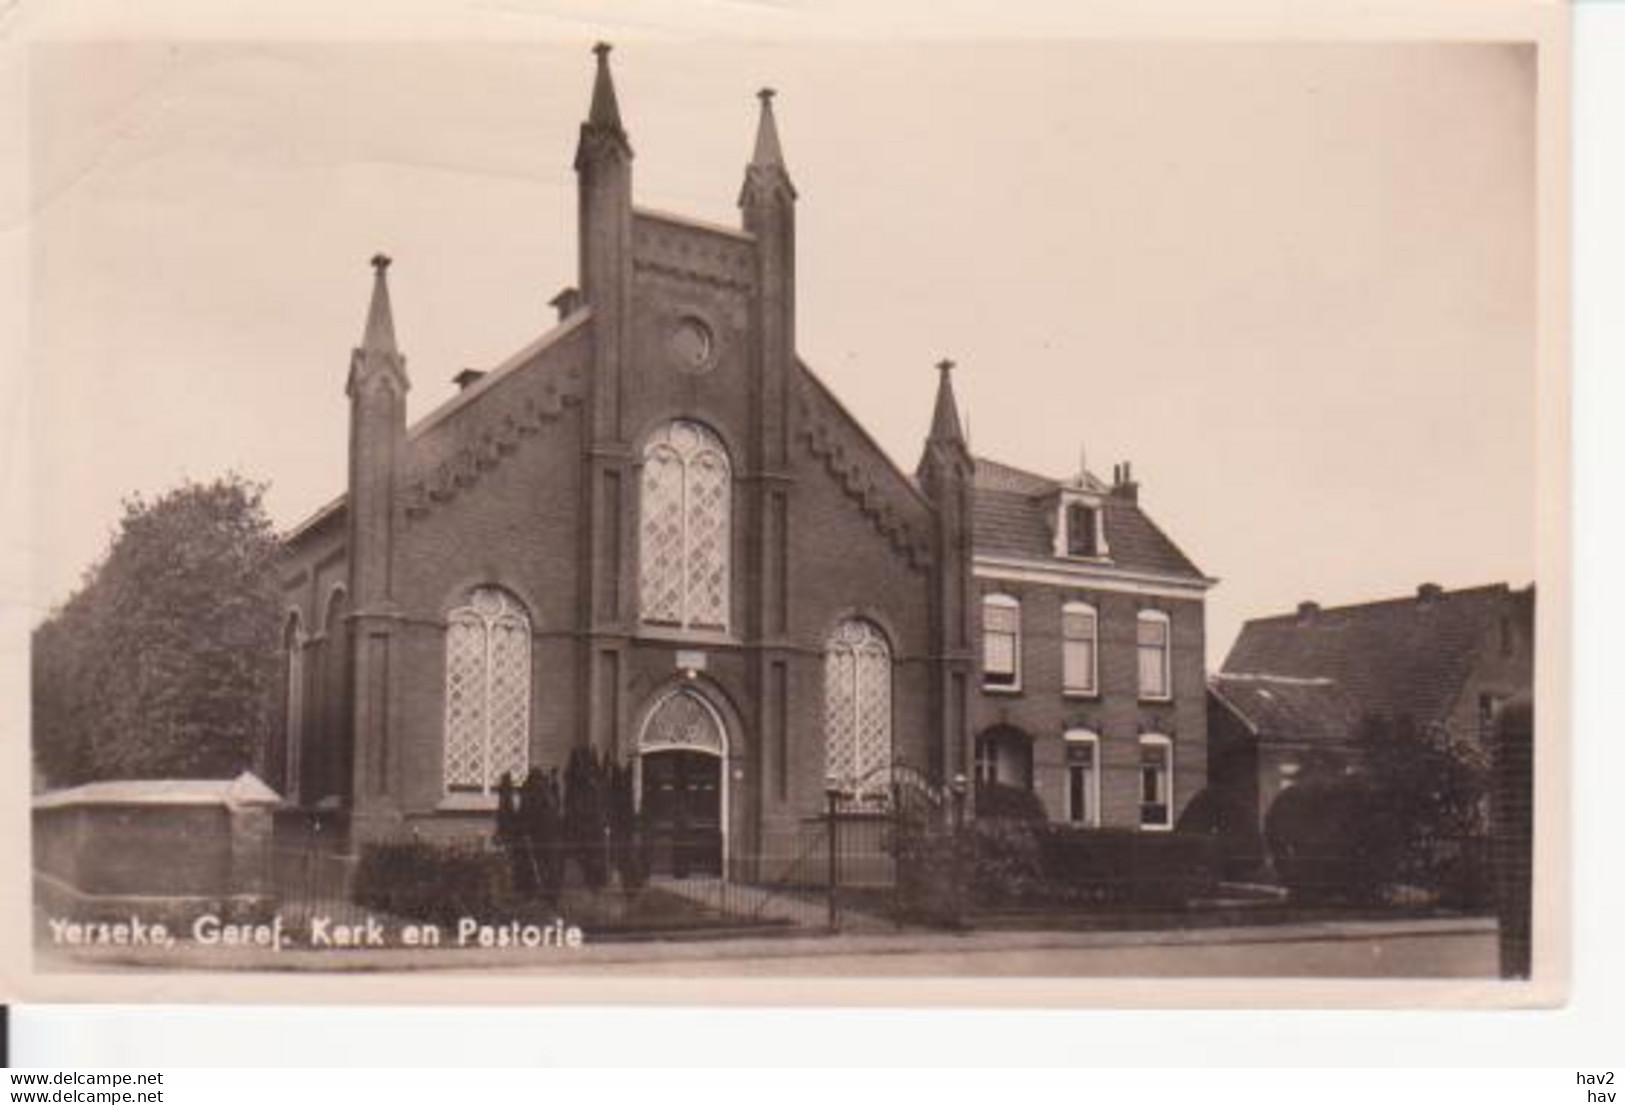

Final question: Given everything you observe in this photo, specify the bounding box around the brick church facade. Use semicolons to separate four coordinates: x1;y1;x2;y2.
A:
272;47;1214;876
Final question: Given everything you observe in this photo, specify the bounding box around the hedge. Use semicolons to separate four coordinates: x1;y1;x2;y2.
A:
351;839;510;927
1032;826;1216;909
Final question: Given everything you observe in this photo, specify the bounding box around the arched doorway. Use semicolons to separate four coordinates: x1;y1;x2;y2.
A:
974;725;1034;791
637;687;727;877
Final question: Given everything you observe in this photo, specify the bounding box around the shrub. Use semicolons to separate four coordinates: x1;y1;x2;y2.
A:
1434;835;1495;913
1356;713;1489;901
606;758;650;891
563;747;608;890
352;839;509;927
517;766;565;900
966;818;1045;906
889;802;967;927
974;782;1048;823
1263;781;1383;905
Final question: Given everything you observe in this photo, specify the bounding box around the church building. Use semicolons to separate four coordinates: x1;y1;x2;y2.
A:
273;46;1215;877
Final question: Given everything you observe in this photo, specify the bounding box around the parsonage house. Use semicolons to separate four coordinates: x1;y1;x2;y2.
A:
272;47;1216;878
1206;582;1534;875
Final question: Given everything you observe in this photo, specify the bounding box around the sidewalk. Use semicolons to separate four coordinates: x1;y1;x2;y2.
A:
36;913;1496;975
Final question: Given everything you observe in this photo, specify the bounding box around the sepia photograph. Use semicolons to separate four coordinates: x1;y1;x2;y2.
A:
6;16;1567;1004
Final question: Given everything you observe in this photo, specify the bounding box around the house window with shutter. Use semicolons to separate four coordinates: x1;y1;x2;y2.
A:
1137;610;1172;700
1062;601;1098;695
982;593;1021;691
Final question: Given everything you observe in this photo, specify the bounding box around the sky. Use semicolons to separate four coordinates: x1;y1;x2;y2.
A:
25;39;1536;664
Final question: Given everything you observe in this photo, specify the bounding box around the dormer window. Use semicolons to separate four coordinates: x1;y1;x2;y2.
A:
1055;491;1108;561
1066;502;1099;557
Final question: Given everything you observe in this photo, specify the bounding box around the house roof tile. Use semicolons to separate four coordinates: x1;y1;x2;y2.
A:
971;457;1206;580
1208;674;1365;746
1221;584;1526;731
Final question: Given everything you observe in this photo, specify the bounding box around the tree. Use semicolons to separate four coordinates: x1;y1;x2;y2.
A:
31;475;283;786
1355;713;1490;899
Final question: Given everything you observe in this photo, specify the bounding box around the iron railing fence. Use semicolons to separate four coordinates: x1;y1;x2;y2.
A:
266;761;972;937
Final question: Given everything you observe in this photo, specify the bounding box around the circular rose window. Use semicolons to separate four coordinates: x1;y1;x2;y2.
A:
668;316;716;375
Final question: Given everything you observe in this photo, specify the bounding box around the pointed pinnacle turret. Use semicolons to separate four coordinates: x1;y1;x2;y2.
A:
348;253;408;398
360;253;398;355
928;359;968;449
588;42;624;132
740;87;796;204
752;88;785;168
576;42;632;170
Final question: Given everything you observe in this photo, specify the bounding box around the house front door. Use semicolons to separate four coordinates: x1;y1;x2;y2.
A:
641;749;722;878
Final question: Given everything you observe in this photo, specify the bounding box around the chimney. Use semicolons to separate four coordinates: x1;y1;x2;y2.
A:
1297;601;1320;625
1417;582;1444;606
452;368;486;391
550;286;583;323
1111;459;1139;503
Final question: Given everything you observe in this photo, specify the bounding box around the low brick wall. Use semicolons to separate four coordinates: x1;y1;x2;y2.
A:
33;772;283;927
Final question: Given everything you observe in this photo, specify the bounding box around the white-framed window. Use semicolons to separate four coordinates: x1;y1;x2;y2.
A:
1139;733;1173;830
1062;601;1099;696
639;419;731;632
443;586;532;795
1064;730;1101;827
1137;609;1172;700
824;618;893;799
982;593;1021;691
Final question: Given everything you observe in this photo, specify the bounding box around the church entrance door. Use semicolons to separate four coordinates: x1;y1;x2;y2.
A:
641;750;722;878
636;687;729;878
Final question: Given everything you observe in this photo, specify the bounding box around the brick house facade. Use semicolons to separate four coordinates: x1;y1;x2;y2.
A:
271;47;1213;875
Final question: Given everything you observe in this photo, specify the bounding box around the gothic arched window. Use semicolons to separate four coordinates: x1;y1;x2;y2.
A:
443;586;531;795
639;420;731;632
317;587;353;802
281;611;305;800
823;618;893;798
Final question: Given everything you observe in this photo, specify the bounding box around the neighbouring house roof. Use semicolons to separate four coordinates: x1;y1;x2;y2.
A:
32;771;283;811
1208;673;1366;747
1221;583;1526;732
970;456;1207;581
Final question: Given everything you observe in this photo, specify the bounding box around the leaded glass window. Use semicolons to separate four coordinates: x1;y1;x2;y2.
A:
443;587;531;795
641;688;726;754
639;420;731;631
824;619;893;799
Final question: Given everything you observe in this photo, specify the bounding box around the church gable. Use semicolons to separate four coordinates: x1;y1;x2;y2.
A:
632;209;756;295
399;314;591;520
626;211;756;429
793;363;935;572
